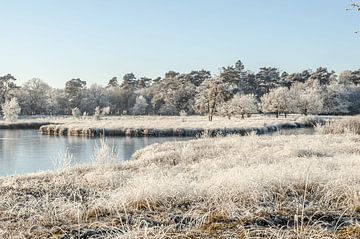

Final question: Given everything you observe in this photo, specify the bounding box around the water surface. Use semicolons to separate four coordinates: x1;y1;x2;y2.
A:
0;127;315;177
0;130;188;176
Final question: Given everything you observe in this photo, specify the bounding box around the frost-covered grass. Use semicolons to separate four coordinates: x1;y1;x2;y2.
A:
316;116;360;135
0;133;359;238
0;115;69;129
39;114;330;137
41;114;306;129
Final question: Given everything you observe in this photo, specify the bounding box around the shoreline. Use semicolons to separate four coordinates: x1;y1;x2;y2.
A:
39;121;317;137
37;115;325;137
0;122;54;129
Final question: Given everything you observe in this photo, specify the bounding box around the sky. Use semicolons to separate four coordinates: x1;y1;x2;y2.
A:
0;0;359;88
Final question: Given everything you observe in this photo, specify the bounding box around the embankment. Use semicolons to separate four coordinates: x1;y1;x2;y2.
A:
0;122;53;129
39;117;323;137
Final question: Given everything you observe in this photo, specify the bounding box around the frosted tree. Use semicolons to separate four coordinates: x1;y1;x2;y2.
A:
131;95;148;115
107;86;124;115
80;84;110;113
71;107;81;118
307;67;333;86
93;106;110;120
2;97;21;122
291;82;323;115
150;71;197;115
94;106;101;120
119;73;137;114
255;67;281;96
230;94;258;119
261;87;295;118
322;83;350;114
179;110;187;122
106;77;119;88
102;106;110;115
220;60;248;96
338;70;360;85
65;78;86;112
164;80;196;114
194;78;226;121
338;70;353;85
347;84;360;114
22;78;52;115
218;102;233;120
0;74;18;105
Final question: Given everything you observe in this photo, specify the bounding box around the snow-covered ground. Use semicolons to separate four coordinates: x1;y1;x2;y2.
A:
0;126;359;238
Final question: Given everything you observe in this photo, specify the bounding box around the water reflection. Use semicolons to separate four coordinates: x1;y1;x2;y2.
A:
0;128;315;177
0;130;188;177
267;127;315;136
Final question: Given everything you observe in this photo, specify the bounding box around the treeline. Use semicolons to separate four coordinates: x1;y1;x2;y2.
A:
1;60;359;120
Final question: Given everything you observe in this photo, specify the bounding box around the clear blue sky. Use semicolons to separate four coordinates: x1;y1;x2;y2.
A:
0;0;359;88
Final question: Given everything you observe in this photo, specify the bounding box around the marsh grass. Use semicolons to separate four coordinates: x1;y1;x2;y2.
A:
0;133;359;238
39;115;326;137
52;148;74;171
92;138;119;170
316;116;360;135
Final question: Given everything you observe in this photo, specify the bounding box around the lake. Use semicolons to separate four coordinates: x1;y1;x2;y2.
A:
0;130;189;176
0;127;315;177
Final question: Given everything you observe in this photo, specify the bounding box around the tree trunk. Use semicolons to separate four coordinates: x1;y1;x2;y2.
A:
276;110;279;118
241;114;245;119
208;115;213;121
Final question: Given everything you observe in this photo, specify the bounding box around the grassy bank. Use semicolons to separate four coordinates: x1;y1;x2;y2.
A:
39;115;325;137
0;116;68;129
0;121;53;129
0;133;359;238
316;116;360;135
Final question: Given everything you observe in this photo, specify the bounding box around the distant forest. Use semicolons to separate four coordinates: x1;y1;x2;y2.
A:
1;60;360;119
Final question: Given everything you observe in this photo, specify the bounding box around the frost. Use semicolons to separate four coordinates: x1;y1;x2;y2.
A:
2;97;21;122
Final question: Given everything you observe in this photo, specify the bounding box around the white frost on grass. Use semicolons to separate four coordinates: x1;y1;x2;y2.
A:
316;116;360;135
52;148;74;171
0;133;359;237
39;115;338;137
92;138;118;169
56;115;301;130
